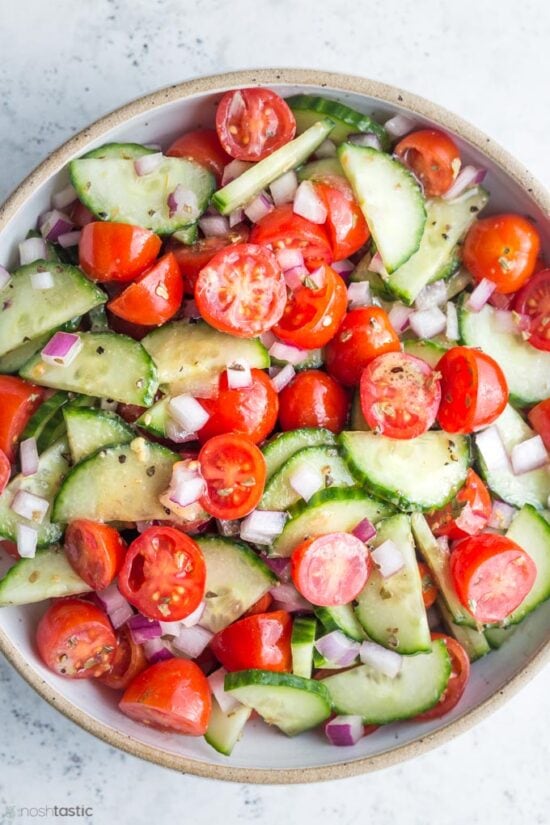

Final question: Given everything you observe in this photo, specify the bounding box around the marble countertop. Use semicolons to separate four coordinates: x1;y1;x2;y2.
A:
1;0;549;823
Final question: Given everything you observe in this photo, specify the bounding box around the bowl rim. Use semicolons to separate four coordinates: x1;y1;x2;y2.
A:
0;67;549;784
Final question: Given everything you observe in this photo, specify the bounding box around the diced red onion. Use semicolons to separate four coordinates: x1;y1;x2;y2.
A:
436;536;450;555
489;291;513;310
165;460;206;509
270;582;311;612
20;437;39;477
0;265;11;290
283;265;308;290
332;259;354;278
454;503;487;536
475;426;510;472
143;638;174;664
52;184;77;210
10;490;49;524
270;170;298;206
30;270;54;290
443;165;487;201
511;435;548;475
41;331;82;367
222;159;253;186
135;520;155;534
134;152;163;176
289;464;324;502
165;419;197;444
371;539;404;578
169;395;210;431
347;280;371;309
109;602;134;629
325;715;364;747
388;302;413;333
271;364;296;393
446;301;459;340
199;214;231;238
19;237;47;266
159;620;182;636
314;139;337;158
276;248;304;271
94;582;133;627
488;500;517;530
306;266;326;290
229;207;245;228
293;181;328;225
40;209;74;243
269;341;308;365
415;280;448;310
240;509;288;545
71;201;94;228
127;614;162;644
216;518;241;537
16;523;38;559
172;625;213;658
260;330;276;349
385;114;415;139
352;518;377;543
262;555;291;582
57;230;81;248
167;185;199;220
359;640;403;677
226;360;252;390
244;192;273;223
315;631;360;667
348;133;382;150
465;278;496;312
208;668;242;713
368;252;386;276
409;306;447;338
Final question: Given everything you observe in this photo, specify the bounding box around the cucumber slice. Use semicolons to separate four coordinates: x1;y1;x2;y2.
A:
272;487;394;557
0;546;91;606
142;320;269;397
402;338;448;369
314;604;365;642
339;430;471;511
287;95;390;150
297;157;344;182
0;262;105;357
259;446;354;511
213;119;335;215
36;408;68;452
70;157;215;235
194;536;277;633
475;405;550;509
224;669;332;736
82;142;157;159
22;392;69;442
504;505;550;625
204;698;251;756
356;514;431;653
411;513;476;628
0;439;69;547
270;347;323;371
64;406;134;464
88;304;110;332
484;625;516;649
437;599;490;661
262;428;336;479
20;331;158;407
52;439;177;524
134;397;171;439
350;391;370;431
0;317;82;376
26;230;61;263
459;301;550;406
313;649;346;670
385;188;489;304
338;144;426;273
322;639;451;723
291;616;317;678
173;224;199;245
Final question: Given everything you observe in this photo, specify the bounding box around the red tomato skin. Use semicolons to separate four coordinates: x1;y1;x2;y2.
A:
79;222;161;282
216;88;296;162
513;269;550;352
437;347;508;434
291;533;371;606
273;266;348;349
250;204;333;269
166;128;231;182
395;129;460;197
64;520;127;591
36;599;116;679
416;633;470;720
198;369;278;445
427;469;492;542
211;611;292;672
170;224;249;295
450;534;537;623
463;214;540;294
119;658;211;735
0;449;11;495
325;307;401;386
528;398;550;450
0;376;45;461
199;434;267;520
278;370;349;433
107;252;183;326
314;181;370;260
99;626;148;690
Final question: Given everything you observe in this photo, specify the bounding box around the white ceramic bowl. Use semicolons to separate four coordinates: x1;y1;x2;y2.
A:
0;69;549;784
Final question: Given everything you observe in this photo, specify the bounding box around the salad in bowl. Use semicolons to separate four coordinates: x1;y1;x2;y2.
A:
0;77;549;766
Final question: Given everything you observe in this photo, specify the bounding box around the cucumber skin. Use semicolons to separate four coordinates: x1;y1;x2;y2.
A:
0;547;92;606
262;428;336;479
287;95;390;151
82;142;156;159
314;605;366;642
259;445;354;511
204;700;251;756
504;505;550;625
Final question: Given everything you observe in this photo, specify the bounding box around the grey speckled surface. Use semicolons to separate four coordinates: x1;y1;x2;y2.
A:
0;1;549;823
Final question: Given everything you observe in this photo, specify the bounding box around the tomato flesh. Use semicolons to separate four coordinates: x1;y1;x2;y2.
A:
0;448;11;495
250;204;333;269
198;369;278;445
427;469;492;541
211;610;292;672
170;224;249;295
395;129;460;197
216;88;296;162
314;180;370;260
107;252;183;326
64;520;126;591
418;562;438;609
291;532;371;606
79;222;161;282
166;128;231;183
528;398;550;450
325;307;401;387
0;376;45;462
513;268;550;351
278;370;348;433
199;433;267;520
463;214;540;294
99;626;148;690
416;633;470;720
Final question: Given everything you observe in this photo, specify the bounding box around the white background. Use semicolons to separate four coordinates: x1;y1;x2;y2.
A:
0;1;549;823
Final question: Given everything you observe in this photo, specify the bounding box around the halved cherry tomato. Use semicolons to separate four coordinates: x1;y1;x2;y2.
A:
528;397;550;450
427;469;492;541
325;307;401;386
64;520;127;591
36;598;116;679
79;222;162;282
118;527;206;621
418;562;438;609
416;633;470;720
278;370;348;433
198;369;278;445
436;346;508;434
513;268;550;351
106;312;151;341
170;223;249;295
463;214;540;294
0;376;45;461
291;532;371;606
199;433;267;520
313;180;369;260
166;128;231;183
216;88;296;162
360;351;441;439
450;533;537;623
119;658;211;735
0;540;19;560
195;243;286;338
395;129;460;197
99;626;148;690
211;610;292;672
250;204;333;269
107;252;183;326
0;448;11;495
242;592;273;617
273;265;347;349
